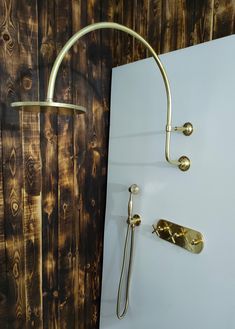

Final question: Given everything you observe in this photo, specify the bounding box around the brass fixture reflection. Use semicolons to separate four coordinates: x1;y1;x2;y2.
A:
116;184;141;320
11;22;193;171
152;219;204;254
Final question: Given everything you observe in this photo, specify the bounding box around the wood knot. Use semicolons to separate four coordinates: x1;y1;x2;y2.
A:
22;76;32;90
44;193;56;216
40;42;55;62
64;52;71;62
90;136;97;148
45;128;55;143
165;20;171;29
53;290;58;298
63;203;67;211
1;29;14;54
214;1;220;10
29;222;34;232
2;33;10;41
11;200;19;217
9;148;16;176
13;262;19;279
0;292;6;305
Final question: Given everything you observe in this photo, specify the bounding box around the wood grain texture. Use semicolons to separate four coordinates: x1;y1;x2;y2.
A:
213;0;235;38
18;1;42;328
184;0;214;46
71;2;88;328
54;1;77;328
83;1;105;327
38;1;59;329
133;0;149;61
21;112;42;329
0;1;235;328
123;0;135;63
0;0;26;327
0;109;8;328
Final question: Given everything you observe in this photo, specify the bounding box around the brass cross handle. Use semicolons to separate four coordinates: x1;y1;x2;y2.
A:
152;219;204;254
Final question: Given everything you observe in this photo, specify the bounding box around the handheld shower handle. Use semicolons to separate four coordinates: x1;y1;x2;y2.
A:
128;193;133;220
127;184;140;223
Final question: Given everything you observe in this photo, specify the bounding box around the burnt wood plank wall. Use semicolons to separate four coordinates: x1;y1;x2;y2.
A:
0;0;234;328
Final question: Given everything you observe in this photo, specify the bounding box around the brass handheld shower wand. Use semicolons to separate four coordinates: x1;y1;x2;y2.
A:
116;184;141;320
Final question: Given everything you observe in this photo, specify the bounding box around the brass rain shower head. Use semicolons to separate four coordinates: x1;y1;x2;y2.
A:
11;101;86;115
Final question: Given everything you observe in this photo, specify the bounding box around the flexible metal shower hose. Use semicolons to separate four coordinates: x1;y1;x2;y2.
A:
116;223;135;319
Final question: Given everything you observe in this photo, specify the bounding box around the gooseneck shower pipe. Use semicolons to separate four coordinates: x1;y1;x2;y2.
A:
11;22;193;170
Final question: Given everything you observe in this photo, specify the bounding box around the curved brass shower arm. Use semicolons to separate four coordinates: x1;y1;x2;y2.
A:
11;22;193;171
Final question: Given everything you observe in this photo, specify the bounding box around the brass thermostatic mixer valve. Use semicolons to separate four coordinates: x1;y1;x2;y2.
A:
152;219;204;254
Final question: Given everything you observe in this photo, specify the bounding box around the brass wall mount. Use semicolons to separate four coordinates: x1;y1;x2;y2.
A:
174;122;193;136
152;219;204;254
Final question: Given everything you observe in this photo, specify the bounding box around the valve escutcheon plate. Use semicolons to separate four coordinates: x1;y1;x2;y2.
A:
152;219;204;254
